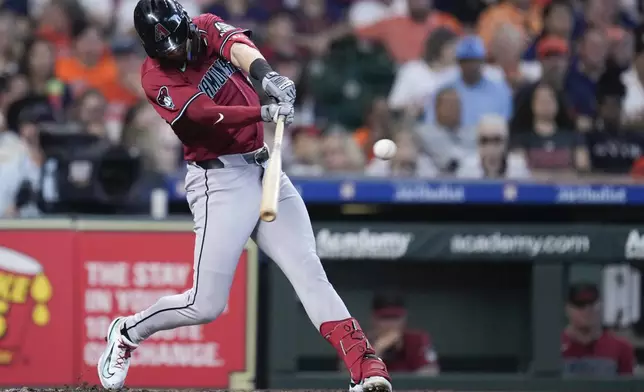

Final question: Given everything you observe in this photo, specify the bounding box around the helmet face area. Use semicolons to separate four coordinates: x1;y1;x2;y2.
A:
134;0;191;60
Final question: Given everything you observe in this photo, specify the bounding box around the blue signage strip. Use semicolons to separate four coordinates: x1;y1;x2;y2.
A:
166;176;644;205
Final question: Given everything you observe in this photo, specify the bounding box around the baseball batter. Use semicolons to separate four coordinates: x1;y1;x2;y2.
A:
96;1;392;391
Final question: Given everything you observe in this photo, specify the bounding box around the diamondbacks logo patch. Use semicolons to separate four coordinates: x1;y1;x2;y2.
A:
155;23;171;42
156;86;175;109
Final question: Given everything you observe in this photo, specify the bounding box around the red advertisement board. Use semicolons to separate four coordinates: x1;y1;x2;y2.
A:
0;221;257;389
0;228;76;385
76;230;254;388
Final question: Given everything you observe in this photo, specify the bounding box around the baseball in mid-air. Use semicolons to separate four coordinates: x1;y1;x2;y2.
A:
373;139;397;160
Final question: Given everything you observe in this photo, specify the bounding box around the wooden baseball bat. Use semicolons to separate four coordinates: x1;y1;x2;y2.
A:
260;115;285;222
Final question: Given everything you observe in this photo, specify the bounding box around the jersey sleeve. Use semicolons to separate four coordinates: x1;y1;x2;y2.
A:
141;69;205;127
199;14;258;62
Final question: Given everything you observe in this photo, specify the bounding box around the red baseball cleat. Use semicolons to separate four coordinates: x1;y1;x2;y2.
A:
320;318;393;392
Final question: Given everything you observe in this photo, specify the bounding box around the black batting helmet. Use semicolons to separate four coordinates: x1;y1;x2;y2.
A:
133;0;201;61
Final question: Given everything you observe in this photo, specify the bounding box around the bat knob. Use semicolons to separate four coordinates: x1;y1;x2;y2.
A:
260;211;276;222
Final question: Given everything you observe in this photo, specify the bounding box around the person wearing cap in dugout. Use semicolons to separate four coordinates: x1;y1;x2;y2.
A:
367;294;439;375
562;283;635;376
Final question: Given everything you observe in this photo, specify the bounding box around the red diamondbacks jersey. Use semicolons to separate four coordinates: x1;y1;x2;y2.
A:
141;14;263;161
561;330;634;375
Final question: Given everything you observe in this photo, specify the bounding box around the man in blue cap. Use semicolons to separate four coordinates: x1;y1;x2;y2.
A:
451;35;512;128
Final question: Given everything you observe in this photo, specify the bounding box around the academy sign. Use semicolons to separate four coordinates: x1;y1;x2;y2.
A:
316;228;413;259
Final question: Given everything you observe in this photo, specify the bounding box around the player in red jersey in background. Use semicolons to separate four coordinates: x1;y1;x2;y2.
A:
95;1;392;392
562;283;634;376
370;294;439;375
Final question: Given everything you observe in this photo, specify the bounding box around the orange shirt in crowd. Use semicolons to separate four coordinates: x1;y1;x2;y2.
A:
353;127;375;162
477;1;543;49
55;52;134;104
356;12;462;64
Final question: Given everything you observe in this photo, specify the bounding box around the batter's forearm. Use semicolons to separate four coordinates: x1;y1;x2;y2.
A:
186;95;262;128
229;42;265;73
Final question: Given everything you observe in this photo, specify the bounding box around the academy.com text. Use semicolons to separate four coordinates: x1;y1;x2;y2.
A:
450;233;591;257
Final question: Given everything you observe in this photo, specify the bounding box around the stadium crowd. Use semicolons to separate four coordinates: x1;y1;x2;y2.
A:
1;0;644;216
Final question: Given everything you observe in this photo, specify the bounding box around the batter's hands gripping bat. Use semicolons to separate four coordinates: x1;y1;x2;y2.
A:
260;115;285;222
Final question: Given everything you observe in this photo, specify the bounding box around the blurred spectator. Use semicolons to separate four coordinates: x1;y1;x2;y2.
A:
416;87;475;175
204;0;269;35
487;22;540;89
366;131;438;177
433;0;491;26
6;95;58;136
564;27;609;128
320;127;365;174
287;125;325;176
122;102;158;148
524;0;574;60
425;36;512;128
2;0;29;15
110;38;144;106
298;0;353;58
0;12;22;78
573;0;636;41
477;0;543;49
352;0;462;64
19;39;74;120
348;0;408;28
308;30;396;129
388;28;458;111
457;114;531;179
511;84;590;180
562;282;634;376
72;89;108;139
0;112;40;218
368;293;439;375
35;0;86;55
354;97;394;163
105;38;146;142
76;0;117;31
2;73;30;114
609;27;634;72
511;36;575;131
296;0;339;35
622;24;644;127
260;13;300;66
55;22;120;101
585;69;644;175
121;102;181;178
533;35;571;91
